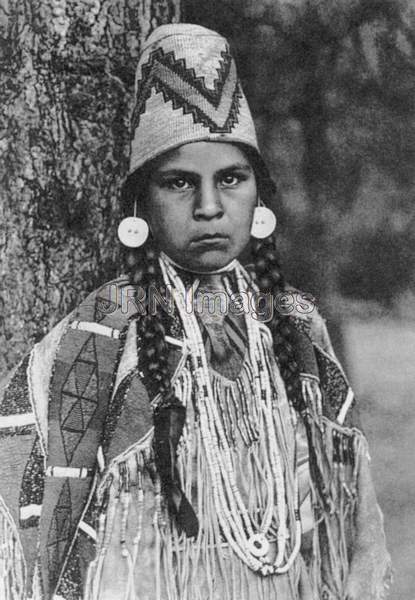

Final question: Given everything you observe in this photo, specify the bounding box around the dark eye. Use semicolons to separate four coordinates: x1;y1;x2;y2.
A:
168;177;192;191
220;173;241;187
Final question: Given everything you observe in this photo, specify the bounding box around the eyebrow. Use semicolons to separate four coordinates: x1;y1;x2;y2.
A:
151;162;253;179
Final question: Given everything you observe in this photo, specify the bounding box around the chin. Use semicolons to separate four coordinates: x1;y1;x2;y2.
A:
186;249;236;272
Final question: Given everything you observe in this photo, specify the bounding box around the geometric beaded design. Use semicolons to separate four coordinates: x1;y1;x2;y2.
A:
60;335;99;463
19;435;45;528
47;480;72;588
55;538;83;600
315;349;349;421
0;354;32;415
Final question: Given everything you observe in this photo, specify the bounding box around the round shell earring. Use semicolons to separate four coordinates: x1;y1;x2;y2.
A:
250;202;277;239
118;201;149;248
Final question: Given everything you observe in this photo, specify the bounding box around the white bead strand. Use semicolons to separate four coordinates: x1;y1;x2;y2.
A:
158;254;302;575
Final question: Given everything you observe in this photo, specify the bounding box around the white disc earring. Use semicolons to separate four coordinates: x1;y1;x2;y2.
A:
117;201;149;248
250;203;277;239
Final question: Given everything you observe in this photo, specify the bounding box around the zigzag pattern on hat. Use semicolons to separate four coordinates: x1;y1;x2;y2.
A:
132;47;242;135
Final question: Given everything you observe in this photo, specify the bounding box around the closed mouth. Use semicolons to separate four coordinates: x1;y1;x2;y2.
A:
192;233;229;243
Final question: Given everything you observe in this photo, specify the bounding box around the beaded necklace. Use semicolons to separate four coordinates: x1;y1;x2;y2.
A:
159;254;302;576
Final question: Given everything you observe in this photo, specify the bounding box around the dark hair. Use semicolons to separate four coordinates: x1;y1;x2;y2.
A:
120;141;276;219
122;143;301;534
122;140;292;403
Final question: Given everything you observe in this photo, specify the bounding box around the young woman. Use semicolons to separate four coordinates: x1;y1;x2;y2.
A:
0;24;390;600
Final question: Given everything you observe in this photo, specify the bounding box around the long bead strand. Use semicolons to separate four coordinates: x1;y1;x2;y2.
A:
159;254;302;575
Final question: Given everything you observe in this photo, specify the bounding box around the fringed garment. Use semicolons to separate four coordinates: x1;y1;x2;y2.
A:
84;342;315;600
0;273;391;600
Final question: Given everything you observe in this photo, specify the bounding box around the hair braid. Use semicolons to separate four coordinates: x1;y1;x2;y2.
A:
124;241;175;401
125;240;198;537
251;235;303;409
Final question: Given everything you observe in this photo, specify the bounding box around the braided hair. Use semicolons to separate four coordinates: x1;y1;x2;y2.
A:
122;143;301;400
123;163;201;536
122;159;178;404
124;237;301;405
121;146;304;534
250;236;302;407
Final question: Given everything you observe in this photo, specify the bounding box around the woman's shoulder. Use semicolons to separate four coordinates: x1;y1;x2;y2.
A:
281;284;335;357
13;275;140;422
36;275;140;350
75;274;140;325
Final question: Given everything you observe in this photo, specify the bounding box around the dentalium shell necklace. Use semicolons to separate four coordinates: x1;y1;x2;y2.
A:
159;253;302;576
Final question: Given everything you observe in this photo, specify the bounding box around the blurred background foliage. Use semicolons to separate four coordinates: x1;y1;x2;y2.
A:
184;0;415;326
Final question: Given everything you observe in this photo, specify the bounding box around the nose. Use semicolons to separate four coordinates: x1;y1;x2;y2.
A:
193;181;224;221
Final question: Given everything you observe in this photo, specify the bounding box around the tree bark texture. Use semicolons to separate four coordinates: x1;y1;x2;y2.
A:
0;0;180;377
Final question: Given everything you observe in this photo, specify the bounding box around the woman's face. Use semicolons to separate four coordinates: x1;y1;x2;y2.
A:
145;141;257;272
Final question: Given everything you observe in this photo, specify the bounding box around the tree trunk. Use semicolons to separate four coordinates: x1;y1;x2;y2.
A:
0;0;180;376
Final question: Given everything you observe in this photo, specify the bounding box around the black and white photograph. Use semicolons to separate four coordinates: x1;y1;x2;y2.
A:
0;1;414;599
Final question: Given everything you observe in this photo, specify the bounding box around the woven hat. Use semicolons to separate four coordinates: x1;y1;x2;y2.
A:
128;23;261;176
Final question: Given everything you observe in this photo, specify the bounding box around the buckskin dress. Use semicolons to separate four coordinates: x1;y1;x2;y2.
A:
0;273;391;600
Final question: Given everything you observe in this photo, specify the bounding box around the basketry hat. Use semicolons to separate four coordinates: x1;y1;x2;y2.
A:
128;23;262;176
